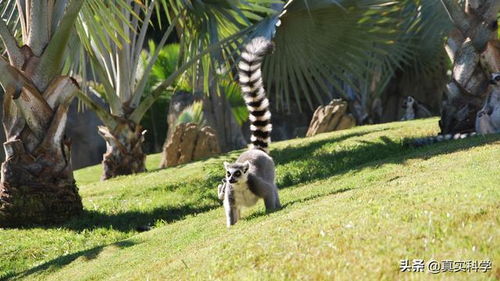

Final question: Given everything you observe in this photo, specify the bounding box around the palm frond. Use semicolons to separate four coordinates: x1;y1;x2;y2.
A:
220;79;249;125
176;101;205;126
129;0;278;123
138;41;190;103
259;0;402;111
166;0;276;93
0;0;148;97
74;0;154;118
255;0;452;113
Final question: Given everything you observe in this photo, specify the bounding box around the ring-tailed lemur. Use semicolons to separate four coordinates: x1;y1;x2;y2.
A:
217;37;281;227
400;96;433;121
409;73;500;147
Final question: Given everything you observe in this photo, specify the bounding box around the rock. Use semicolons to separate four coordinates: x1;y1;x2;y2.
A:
161;123;220;167
193;127;219;160
177;123;198;165
165;91;201;142
160;91;204;167
164;123;185;167
306;99;356;137
336;114;356;131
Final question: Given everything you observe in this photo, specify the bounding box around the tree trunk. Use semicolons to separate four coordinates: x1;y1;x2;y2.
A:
0;0;89;226
0;88;5;162
98;119;146;180
0;76;83;227
439;0;500;134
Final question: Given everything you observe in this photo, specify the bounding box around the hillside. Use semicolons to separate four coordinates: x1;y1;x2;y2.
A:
1;119;499;280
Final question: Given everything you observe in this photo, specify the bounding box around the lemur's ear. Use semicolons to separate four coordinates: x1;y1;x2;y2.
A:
223;161;230;170
242;161;250;173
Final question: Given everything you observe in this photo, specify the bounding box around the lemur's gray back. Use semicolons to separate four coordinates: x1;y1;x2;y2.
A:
238;149;275;183
238;37;274;153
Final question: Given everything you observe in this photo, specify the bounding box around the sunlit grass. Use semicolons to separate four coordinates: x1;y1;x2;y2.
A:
1;118;498;280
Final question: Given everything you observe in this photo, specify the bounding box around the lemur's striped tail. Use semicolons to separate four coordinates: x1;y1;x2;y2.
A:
238;37;274;153
408;132;478;147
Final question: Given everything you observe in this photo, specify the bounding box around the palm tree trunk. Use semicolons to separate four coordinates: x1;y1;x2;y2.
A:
75;91;147;181
0;75;83;226
0;0;87;226
439;0;499;134
98;120;146;180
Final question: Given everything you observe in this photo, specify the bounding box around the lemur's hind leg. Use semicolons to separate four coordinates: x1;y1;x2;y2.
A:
264;184;281;211
273;187;281;209
248;175;281;212
266;187;281;211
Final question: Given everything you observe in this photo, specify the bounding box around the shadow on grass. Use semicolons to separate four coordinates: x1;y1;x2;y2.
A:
281;187;353;209
10;201;219;235
5;204;219;279
270;130;381;165
7;240;138;281
244;187;353;221
273;132;500;189
243;133;499;222
5;204;212;279
64;203;219;232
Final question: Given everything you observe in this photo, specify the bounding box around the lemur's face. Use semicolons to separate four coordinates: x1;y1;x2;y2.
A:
224;161;250;184
402;96;414;109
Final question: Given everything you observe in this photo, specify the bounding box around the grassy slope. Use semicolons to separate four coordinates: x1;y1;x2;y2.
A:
1;119;499;280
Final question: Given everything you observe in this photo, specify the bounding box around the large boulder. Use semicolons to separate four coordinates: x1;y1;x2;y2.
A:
164;91;201;144
161;123;220;167
306;99;356;137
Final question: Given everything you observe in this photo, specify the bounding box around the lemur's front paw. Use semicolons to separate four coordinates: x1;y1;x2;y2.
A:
217;179;226;201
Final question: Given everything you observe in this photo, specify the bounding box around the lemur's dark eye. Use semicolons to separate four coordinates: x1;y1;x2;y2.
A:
227;171;231;176
234;171;241;177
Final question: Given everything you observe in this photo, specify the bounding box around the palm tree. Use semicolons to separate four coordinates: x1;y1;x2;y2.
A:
438;0;499;134
76;0;274;179
0;0;135;226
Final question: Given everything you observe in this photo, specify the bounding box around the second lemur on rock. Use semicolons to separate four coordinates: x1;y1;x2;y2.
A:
217;37;281;227
400;96;433;121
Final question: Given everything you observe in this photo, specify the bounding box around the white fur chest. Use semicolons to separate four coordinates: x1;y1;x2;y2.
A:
232;182;259;207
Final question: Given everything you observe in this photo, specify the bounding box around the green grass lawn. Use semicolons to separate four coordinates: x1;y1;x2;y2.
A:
0;119;499;280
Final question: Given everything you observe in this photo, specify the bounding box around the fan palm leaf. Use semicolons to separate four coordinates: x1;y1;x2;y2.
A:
245;0;453;113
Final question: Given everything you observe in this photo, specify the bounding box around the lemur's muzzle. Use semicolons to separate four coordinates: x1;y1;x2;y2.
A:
229;177;237;184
